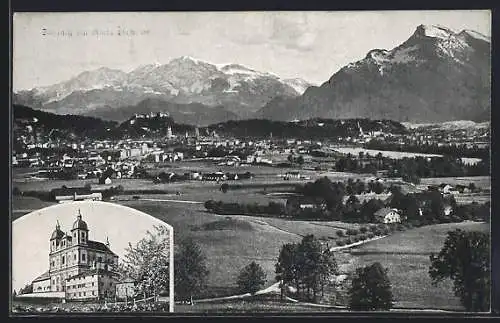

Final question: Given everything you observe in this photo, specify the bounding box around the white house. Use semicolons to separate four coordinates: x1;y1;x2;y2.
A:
444;205;454;216
374;208;401;224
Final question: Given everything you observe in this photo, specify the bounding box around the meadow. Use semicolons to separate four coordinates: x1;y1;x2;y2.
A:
346;221;489;310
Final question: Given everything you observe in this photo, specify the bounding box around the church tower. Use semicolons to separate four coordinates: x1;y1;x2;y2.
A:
71;209;89;246
50;221;64;252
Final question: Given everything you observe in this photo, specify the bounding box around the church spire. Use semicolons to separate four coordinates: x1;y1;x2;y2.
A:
56;220;60;230
106;236;110;247
77;209;82;220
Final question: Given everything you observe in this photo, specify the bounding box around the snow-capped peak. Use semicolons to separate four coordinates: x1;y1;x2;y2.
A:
176;55;205;64
416;24;456;39
460;29;490;42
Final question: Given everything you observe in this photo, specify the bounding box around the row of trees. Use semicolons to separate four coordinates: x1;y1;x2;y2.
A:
333;154;489;179
364;139;490;160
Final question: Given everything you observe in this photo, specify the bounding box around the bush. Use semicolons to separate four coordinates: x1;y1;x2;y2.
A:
353;236;360;242
347;229;359;236
382;229;390;235
369;225;378;232
344;238;352;245
360;227;368;234
367;232;375;239
336;230;344;237
451;215;462;223
396;223;405;231
404;222;414;229
358;234;367;241
336;240;345;246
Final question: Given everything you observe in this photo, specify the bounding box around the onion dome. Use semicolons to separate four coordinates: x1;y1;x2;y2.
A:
50;221;65;240
72;209;88;231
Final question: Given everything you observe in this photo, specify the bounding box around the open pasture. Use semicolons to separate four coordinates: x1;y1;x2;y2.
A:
345;221;489;310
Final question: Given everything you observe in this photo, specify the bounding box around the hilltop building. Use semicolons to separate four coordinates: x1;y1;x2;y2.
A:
31;210;119;301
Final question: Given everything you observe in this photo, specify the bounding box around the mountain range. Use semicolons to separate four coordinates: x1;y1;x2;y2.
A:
13;25;490;125
258;25;490;123
13;56;313;124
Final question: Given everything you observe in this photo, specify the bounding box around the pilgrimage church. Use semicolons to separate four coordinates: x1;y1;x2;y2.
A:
31;210;120;301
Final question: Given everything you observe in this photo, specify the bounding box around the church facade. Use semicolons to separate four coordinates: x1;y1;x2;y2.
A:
32;210;120;301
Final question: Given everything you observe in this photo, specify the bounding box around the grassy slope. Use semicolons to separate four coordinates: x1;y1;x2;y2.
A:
346;221;489;310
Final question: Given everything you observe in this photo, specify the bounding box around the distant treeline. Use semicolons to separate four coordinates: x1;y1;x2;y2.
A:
204;118;408;140
15;104;415;141
204;200;285;217
333;154;489;182
364;140;490;159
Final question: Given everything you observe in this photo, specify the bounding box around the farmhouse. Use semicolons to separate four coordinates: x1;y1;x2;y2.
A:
374;208;401;224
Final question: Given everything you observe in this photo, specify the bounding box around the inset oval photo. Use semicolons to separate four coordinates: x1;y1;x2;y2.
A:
12;201;174;313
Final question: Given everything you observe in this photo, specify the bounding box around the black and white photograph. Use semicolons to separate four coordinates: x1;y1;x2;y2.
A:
10;10;491;314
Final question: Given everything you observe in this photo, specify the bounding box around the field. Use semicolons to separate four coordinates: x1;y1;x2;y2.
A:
346;221;490;310
10;166;492;310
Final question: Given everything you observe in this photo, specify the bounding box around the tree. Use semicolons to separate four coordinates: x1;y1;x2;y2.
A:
18;283;33;295
175;237;209;304
220;183;229;193
122;225;172;300
275;235;338;302
237;261;267;294
296;155;305;165
275;243;299;299
348;262;393;311
429;229;490;312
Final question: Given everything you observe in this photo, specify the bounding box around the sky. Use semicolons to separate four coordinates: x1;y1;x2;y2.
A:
12;10;491;90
